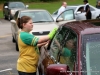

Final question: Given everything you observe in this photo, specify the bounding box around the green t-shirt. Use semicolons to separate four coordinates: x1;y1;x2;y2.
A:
61;47;72;57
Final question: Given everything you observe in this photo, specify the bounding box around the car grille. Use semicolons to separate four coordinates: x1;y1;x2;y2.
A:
32;31;50;35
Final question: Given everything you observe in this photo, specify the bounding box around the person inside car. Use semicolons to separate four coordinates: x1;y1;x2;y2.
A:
60;38;76;70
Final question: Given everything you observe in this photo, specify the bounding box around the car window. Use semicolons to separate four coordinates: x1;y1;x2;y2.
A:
66;6;77;12
57;9;75;20
9;2;25;8
53;6;76;15
60;30;77;71
53;10;58;15
82;34;100;75
49;26;77;71
77;6;84;12
20;11;54;22
49;26;69;60
90;6;95;11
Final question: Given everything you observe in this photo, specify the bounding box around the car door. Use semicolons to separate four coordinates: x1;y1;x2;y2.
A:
74;6;86;20
56;9;76;26
49;26;78;74
38;26;70;75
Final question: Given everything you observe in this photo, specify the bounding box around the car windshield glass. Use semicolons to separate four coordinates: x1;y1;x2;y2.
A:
9;2;25;8
66;6;77;12
49;26;69;60
20;11;54;22
82;34;100;75
49;26;77;71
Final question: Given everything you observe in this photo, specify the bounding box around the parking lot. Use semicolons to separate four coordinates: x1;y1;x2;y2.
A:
0;19;18;75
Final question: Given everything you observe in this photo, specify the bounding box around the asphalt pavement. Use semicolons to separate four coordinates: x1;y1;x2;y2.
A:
0;19;19;75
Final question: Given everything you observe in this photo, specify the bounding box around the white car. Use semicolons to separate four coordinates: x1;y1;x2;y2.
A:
10;9;76;51
52;5;100;21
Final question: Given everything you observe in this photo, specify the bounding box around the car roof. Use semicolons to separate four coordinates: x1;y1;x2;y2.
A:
63;19;100;35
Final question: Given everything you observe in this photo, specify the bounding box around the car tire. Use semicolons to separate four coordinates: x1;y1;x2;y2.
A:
15;42;19;51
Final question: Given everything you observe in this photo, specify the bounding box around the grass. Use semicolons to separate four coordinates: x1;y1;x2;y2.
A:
0;0;96;18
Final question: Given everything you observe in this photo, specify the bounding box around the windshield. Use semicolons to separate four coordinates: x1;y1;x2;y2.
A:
20;11;54;22
9;2;26;8
82;34;100;75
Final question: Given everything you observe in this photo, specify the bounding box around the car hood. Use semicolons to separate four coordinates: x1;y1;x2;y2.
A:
30;22;58;37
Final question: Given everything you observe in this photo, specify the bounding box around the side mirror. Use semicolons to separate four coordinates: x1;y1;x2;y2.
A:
46;64;70;75
10;20;16;24
26;5;29;8
56;18;63;22
4;6;8;8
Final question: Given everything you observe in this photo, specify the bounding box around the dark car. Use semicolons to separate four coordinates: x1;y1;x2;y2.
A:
3;1;28;20
38;19;100;75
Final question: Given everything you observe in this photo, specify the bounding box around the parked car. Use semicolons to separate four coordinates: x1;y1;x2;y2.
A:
38;19;100;75
10;9;75;51
3;1;29;20
52;5;100;21
52;9;75;22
